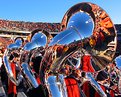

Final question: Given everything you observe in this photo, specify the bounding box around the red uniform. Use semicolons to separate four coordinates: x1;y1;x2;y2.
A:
82;82;90;97
81;55;95;72
65;77;80;97
94;85;106;97
8;62;17;95
110;89;115;97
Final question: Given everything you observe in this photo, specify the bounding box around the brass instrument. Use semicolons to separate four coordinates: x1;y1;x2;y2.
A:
49;2;116;72
21;29;53;89
41;2;117;97
3;37;24;85
3;2;119;97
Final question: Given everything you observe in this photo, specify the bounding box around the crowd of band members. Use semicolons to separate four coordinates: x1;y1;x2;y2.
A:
0;8;120;96
1;45;121;97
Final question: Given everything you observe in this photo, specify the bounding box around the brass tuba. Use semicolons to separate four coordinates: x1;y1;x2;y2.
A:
3;37;24;85
21;29;53;88
43;2;117;97
49;2;117;72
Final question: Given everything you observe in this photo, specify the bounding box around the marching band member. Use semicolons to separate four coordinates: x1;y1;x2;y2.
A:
8;52;19;97
95;70;111;97
81;54;95;72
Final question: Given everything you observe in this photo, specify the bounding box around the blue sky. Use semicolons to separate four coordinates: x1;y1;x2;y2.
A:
0;0;121;24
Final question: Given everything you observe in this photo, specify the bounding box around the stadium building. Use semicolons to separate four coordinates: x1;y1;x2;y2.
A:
0;19;121;49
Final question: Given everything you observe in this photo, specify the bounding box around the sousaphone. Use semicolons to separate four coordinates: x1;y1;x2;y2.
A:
3;37;24;85
43;2;117;97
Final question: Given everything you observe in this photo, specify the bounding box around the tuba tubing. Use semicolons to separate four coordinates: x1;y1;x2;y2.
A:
86;72;107;97
21;63;39;88
3;50;18;85
47;74;67;97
